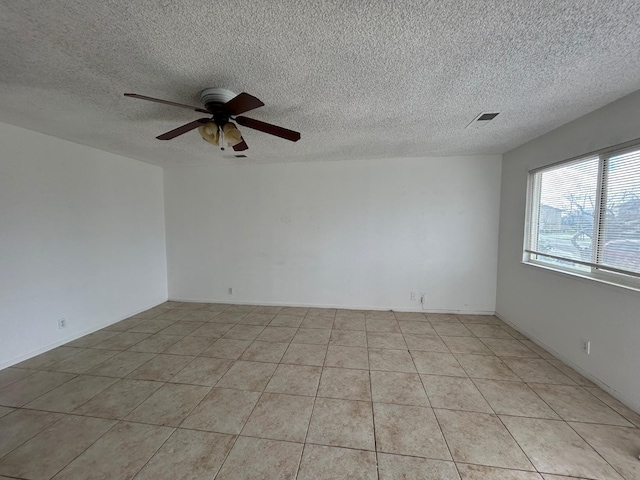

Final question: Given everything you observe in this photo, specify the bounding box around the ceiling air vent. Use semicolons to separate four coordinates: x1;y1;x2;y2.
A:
466;112;500;129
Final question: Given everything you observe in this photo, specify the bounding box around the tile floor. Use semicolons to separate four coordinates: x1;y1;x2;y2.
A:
0;302;639;479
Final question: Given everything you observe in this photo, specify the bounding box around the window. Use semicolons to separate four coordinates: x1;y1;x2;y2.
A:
524;141;640;288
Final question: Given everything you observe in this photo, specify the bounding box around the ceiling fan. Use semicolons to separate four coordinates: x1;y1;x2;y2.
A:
124;88;301;152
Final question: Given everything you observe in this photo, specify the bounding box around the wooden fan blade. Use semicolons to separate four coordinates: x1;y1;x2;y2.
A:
156;118;209;140
223;92;265;115
233;138;249;151
125;93;210;114
235;116;301;142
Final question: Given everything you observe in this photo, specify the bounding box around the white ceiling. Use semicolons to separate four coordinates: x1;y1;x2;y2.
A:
1;1;639;167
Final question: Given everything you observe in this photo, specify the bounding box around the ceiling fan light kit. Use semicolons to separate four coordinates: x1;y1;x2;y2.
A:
124;87;301;154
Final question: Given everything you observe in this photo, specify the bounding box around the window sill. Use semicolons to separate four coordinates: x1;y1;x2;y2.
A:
521;260;640;295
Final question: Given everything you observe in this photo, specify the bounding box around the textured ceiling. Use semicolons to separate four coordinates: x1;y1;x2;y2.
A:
1;1;640;166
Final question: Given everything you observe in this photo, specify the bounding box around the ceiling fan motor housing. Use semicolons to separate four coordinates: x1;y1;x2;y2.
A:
200;88;236;112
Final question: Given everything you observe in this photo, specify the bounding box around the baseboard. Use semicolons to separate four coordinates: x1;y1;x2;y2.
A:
167;297;495;315
0;297;168;370
495;311;640;415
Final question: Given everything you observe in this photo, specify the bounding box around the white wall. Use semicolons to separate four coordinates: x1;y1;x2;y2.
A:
496;90;640;410
0;122;168;368
164;155;502;312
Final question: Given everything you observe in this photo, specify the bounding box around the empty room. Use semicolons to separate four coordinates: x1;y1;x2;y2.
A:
1;1;639;479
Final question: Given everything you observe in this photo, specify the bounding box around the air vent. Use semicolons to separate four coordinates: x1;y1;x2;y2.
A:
466;112;500;129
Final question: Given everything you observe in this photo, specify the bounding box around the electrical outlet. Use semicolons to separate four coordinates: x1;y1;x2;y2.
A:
410;292;416;301
58;318;67;329
228;287;233;295
582;340;591;355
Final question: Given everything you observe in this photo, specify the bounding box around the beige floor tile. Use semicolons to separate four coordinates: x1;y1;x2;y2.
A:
211;312;248;324
333;317;366;331
458;315;502;325
125;383;210;427
222;325;265;341
128;319;177;334
182;387;261;434
14;347;83;370
404;334;449;352
499;325;529;341
85;351;156;378
292;328;332;345
65;330;120;348
307;397;375;450
457;464;543;479
529;384;632;426
329;330;367;347
200;339;251;359
179;310;221;322
281;343;327;366
49;348;119;373
435;409;534;470
162;336;215;355
378;453;459;479
432;323;473;337
237;313;275;326
269;314;304;328
239;341;288;363
52;421;174;480
0;370;76;407
394;312;429;321
255;326;297;343
225;305;256;314
325;346;369;369
369;349;416;373
546;360;595;387
454;354;520;381
301;316;334;329
422;375;493;413
188;322;235;338
279;306;310;316
374;403;451;459
306;307;337;318
241;392;314;442
265;364;322;396
127;354;194;382
501;416;623;479
0;406;12;418
541;475;589;480
216;360;277;391
398;320;436;335
74;378;162;419
252;305;282;314
500;358;576;385
481;338;539;358
335;309;366;318
298;444;377;480
365;311;396;321
585;387;640;427
466;324;515;339
0;367;37;389
0;409;64;458
367;332;407;349
134;429;235;480
93;332;151;350
410;351;466;377
518;340;555;360
215;436;303;480
441;336;494;355
365;318;401;333
569;422;640;480
473;379;560;419
317;367;371;401
426;313;460;323
25;374;118;412
169;357;234;386
126;334;182;353
0;415;114;480
370;371;429;406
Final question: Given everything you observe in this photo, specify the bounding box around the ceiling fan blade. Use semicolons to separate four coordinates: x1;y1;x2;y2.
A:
156;118;209;140
235;116;301;142
223;92;265;115
233;138;249;151
124;93;210;114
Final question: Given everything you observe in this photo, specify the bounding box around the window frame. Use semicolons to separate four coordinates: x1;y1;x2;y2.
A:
523;138;640;291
